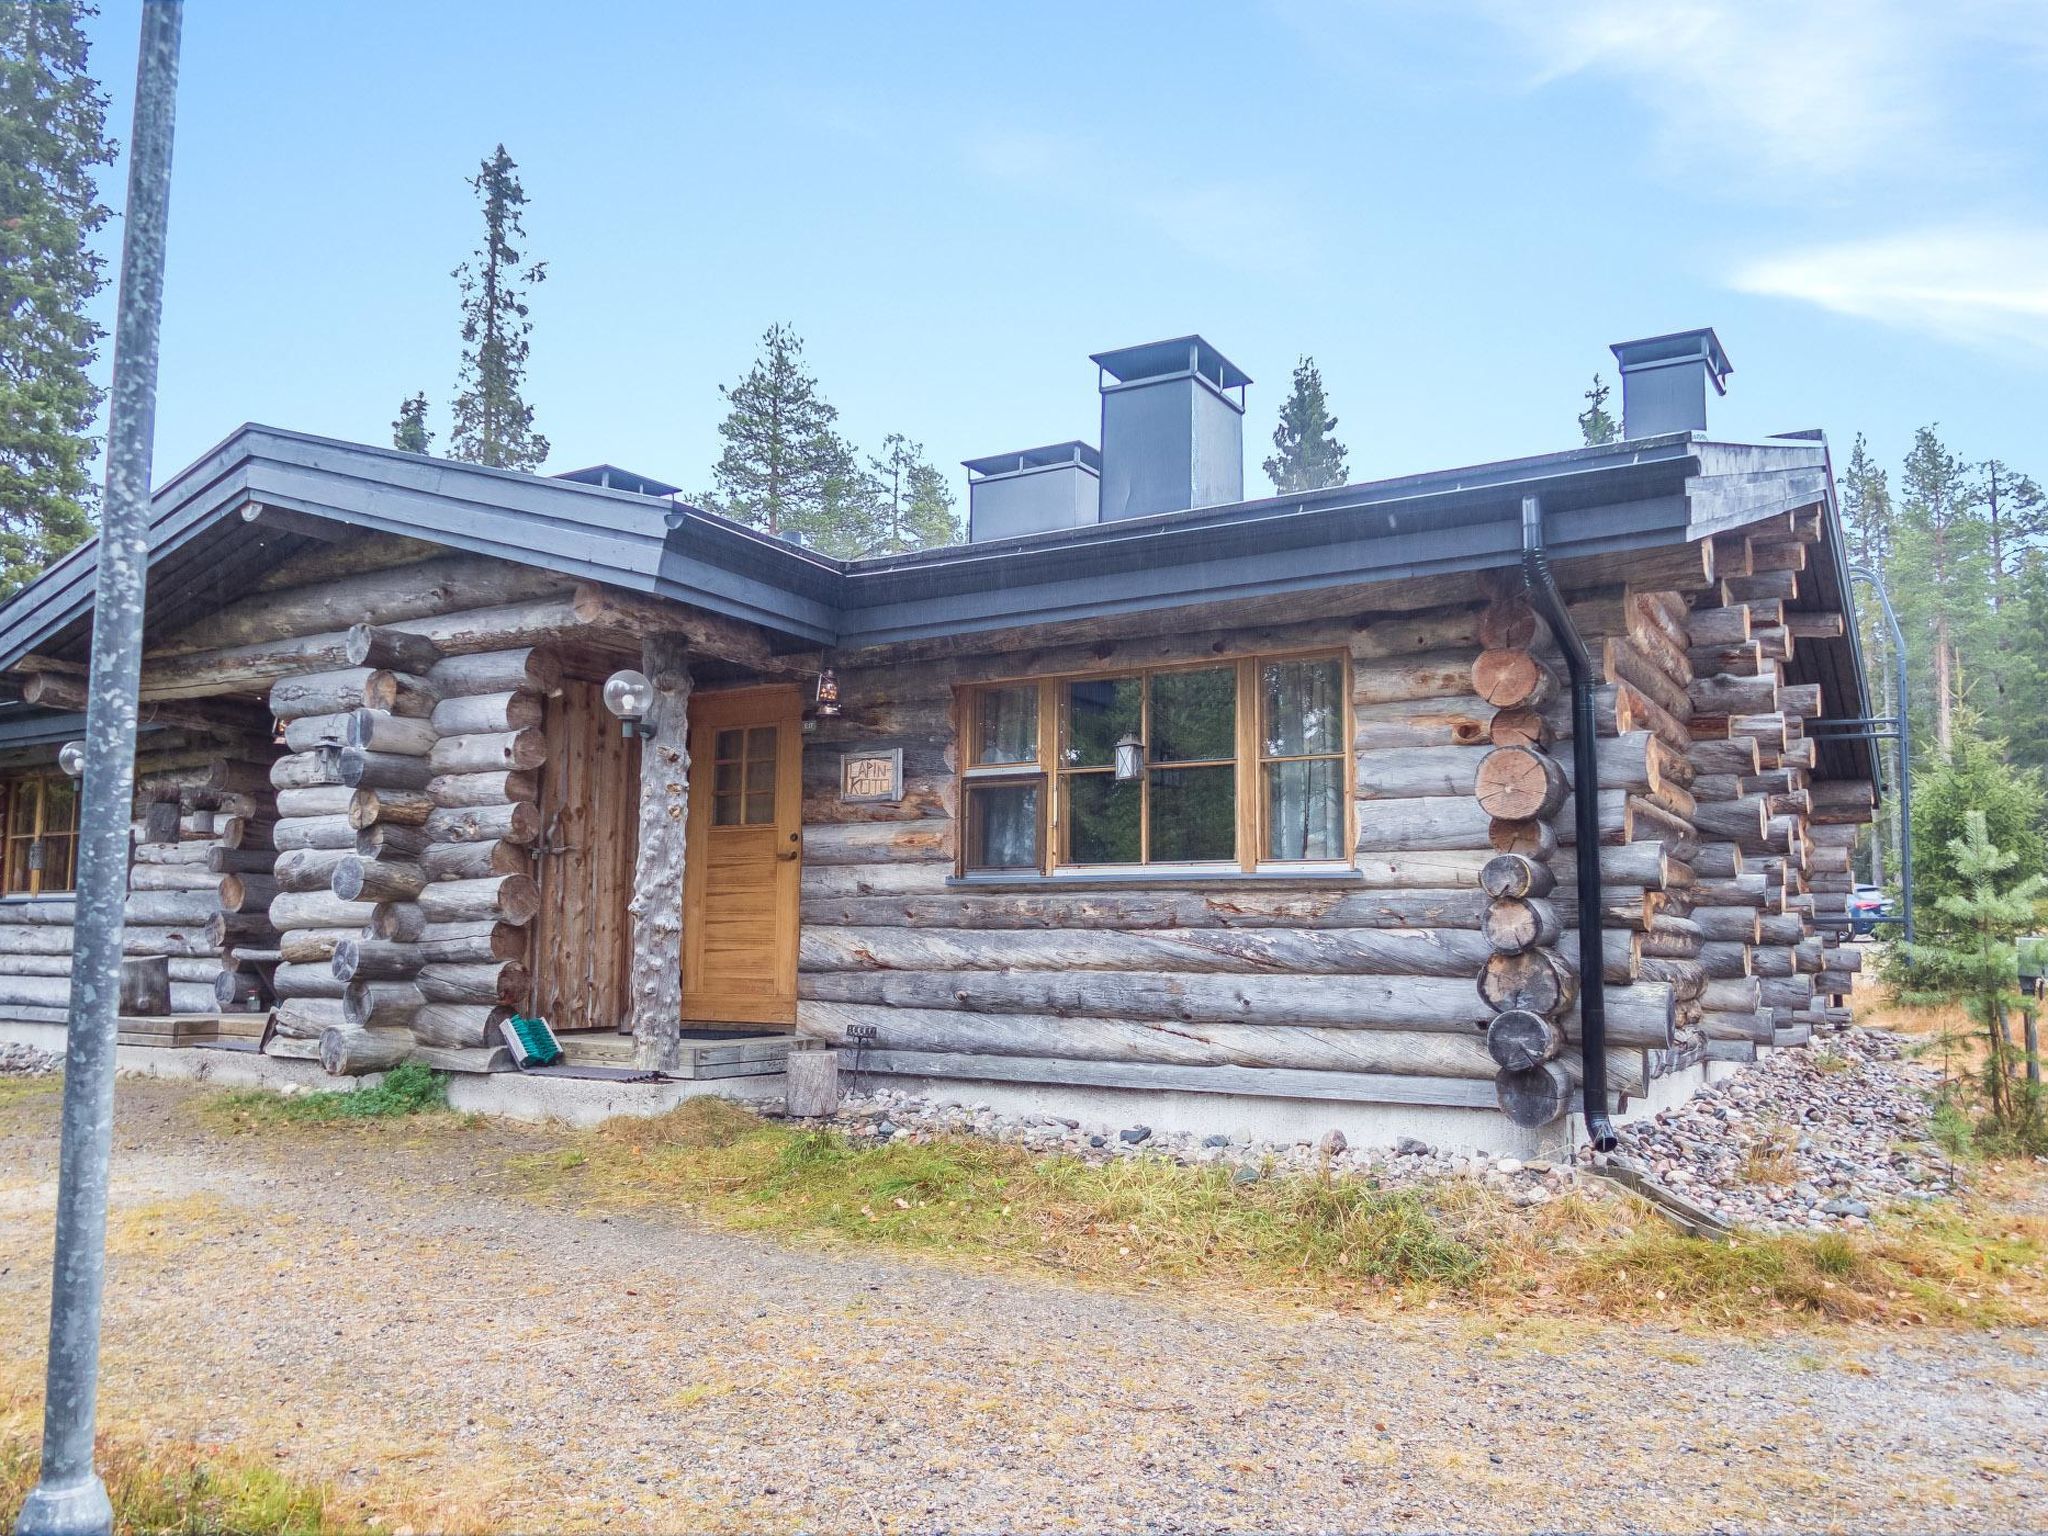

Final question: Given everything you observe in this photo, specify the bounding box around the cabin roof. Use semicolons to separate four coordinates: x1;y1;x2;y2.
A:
0;423;1873;781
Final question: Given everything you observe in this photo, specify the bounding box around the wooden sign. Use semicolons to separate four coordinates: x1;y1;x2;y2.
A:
840;749;902;804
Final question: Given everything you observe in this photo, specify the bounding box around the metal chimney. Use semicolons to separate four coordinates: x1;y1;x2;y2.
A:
1609;328;1732;439
964;441;1101;542
1091;336;1250;520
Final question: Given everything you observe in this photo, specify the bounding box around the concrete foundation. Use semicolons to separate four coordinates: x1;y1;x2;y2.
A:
0;1015;1730;1152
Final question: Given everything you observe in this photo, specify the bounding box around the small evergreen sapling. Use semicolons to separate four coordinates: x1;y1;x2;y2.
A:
1894;811;2047;1146
392;392;433;454
710;324;870;553
1262;356;1349;494
1577;374;1618;446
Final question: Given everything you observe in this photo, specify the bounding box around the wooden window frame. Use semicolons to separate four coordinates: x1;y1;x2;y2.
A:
0;770;81;897
956;650;1353;878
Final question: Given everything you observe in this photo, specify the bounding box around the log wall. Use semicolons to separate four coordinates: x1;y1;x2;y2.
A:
794;507;1874;1128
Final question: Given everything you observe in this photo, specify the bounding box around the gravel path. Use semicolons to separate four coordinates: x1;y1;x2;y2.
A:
2;1076;2043;1534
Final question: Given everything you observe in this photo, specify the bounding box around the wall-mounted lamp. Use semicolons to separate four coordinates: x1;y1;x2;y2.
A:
58;741;86;779
602;669;657;738
1114;732;1144;782
814;669;841;718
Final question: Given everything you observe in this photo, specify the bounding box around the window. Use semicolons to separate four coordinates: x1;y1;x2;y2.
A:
1;772;80;896
710;726;779;827
959;653;1350;875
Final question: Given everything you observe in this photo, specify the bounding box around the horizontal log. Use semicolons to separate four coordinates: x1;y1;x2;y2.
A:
272;815;356;852
319;1025;414;1076
337;747;436;791
330;857;427;904
428;729;548;775
428;691;543;737
275;785;354;819
341;980;424;1030
801;888;1497;933
370;902;428;942
416;874;540;926
421;839;530;881
424;647;562;699
1351;652;1483;705
424;769;538;808
423;802;542;846
345;708;437;757
345;623;444;674
357;823;431;860
415;920;527;964
798;925;1491;978
273;847;353;893
278;928;345;964
272;997;346;1039
267;890;378;930
281;713;350;753
272;961;346;999
128;862;220;893
218;873;280;913
331;938;422;983
270;750;342;791
417;961;528;1006
348;787;434;829
410;1002;508;1049
1481;897;1559;956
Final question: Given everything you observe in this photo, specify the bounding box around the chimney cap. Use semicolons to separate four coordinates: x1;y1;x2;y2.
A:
963;441;1102;478
553;462;683;497
1090;335;1251;391
1609;328;1732;396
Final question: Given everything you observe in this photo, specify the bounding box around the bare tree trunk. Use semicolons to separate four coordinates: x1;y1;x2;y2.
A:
628;636;692;1069
1934;617;1954;757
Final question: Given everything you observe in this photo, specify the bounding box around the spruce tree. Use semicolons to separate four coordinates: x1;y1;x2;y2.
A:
1577;374;1618;446
392;393;433;454
1841;432;1898;884
1262;357;1349;493
449;145;548;471
1890;811;2046;1145
710;324;871;551
0;0;115;592
862;434;960;556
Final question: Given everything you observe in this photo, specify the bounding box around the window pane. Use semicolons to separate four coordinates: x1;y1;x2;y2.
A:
714;728;743;762
747;727;778;762
745;756;776;793
1263;658;1344;757
1150;765;1235;862
1064;676;1140;767
713;762;742;795
975;685;1038;765
1150;667;1235;763
42;777;76;832
1265;759;1345;860
966;780;1041;870
744;791;775;824
1065;773;1140;863
713;792;741;827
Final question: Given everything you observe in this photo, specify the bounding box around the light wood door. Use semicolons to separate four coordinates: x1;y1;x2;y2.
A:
682;686;802;1027
527;680;640;1032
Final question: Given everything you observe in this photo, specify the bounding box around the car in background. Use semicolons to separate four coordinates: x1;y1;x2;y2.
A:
1849;884;1896;939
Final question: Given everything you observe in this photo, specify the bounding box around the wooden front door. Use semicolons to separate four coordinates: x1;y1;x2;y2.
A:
682;685;802;1027
527;680;640;1032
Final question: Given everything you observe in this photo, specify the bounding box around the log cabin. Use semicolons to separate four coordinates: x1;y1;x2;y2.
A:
0;328;1877;1151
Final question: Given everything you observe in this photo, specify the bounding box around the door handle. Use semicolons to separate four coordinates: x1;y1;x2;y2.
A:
775;849;800;862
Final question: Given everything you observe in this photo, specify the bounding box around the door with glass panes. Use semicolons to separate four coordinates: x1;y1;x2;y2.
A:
681;685;803;1026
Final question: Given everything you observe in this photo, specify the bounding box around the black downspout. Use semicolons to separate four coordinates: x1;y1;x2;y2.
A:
1518;495;1618;1151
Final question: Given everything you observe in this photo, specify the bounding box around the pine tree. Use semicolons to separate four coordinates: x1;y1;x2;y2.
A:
0;0;115;593
1262;357;1349;493
392;393;433;454
1978;460;2045;722
710;324;871;551
862;434;960;556
1577;374;1618;446
1890;811;2047;1146
2005;551;2048;784
1892;425;1990;756
448;145;548;471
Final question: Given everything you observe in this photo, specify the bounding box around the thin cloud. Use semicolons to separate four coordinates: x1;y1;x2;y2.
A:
960;129;1320;278
1732;228;2048;354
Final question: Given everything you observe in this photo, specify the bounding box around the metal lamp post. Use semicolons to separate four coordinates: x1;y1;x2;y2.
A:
14;5;182;1533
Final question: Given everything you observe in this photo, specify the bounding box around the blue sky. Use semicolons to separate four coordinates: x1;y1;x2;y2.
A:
80;0;2048;503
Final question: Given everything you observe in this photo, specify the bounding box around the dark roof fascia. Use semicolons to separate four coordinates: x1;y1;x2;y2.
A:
0;708;90;751
834;437;1703;647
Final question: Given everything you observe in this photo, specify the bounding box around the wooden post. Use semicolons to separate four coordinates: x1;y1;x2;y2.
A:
785;1047;840;1117
628;635;692;1069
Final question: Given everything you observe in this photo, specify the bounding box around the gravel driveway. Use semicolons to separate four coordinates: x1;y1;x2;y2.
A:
2;1076;2043;1534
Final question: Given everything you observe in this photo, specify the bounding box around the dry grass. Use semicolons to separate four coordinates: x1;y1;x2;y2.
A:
0;1391;349;1535
1737;1125;1801;1186
508;1096;2048;1332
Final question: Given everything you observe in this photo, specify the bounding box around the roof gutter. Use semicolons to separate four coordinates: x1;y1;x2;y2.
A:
1519;494;1618;1152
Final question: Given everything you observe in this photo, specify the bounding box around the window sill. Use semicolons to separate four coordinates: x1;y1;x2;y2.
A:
946;866;1366;892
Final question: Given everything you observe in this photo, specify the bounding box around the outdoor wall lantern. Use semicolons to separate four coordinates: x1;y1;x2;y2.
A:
814;668;841;718
602;669;657;738
58;741;86;779
1114;733;1144;782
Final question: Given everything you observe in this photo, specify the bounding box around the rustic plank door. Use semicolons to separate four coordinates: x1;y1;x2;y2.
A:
682;684;803;1027
527;679;640;1032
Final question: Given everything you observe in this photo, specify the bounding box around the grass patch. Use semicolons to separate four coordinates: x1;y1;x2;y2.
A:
1738;1125;1800;1186
515;1097;1481;1291
512;1098;2048;1329
0;1395;345;1535
206;1061;448;1129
